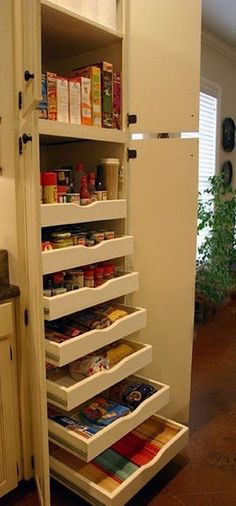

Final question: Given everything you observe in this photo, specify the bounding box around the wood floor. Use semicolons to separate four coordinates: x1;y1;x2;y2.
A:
2;300;236;506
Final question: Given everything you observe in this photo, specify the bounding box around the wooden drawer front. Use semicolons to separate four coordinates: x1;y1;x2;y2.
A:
45;305;147;367
49;414;189;506
0;303;13;339
48;375;170;462
42;236;134;275
41;200;127;228
44;272;139;321
47;340;152;411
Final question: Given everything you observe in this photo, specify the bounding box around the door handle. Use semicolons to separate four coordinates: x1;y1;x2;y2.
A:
22;133;32;144
24;70;35;82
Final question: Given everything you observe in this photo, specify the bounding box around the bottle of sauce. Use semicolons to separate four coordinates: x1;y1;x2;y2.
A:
88;172;97;202
95;165;105;201
80;175;91;206
74;162;85;193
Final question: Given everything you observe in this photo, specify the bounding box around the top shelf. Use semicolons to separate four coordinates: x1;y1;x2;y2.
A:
39;120;126;145
41;0;123;65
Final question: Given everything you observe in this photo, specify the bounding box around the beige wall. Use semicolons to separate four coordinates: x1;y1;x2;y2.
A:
201;38;236;187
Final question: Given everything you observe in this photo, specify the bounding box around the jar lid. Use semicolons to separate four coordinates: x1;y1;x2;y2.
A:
41;172;57;185
99;158;120;165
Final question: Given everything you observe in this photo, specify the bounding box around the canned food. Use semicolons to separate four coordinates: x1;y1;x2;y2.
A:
52;238;73;249
86;239;95;247
90;231;105;243
51;231;71;239
104;231;115;240
65;193;80;203
42;241;53;251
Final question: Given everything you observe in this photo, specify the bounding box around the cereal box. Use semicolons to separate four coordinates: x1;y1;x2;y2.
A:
38;73;48;119
73;66;101;127
47;72;57;121
57;77;69;123
69;79;81;124
72;76;91;126
113;72;121;129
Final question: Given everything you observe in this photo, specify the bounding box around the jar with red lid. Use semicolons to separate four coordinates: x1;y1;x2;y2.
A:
52;271;64;288
84;268;95;288
42;172;57;203
94;266;104;286
103;264;114;281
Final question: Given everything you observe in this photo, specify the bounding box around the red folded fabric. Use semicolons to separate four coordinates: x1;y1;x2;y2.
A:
111;432;160;466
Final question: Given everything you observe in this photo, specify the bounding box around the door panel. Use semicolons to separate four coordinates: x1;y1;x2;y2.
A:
18;113;50;506
0;339;18;497
127;0;202;133
16;0;41;117
127;138;198;422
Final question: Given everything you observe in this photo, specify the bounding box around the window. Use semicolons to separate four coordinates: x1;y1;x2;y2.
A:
182;90;218;256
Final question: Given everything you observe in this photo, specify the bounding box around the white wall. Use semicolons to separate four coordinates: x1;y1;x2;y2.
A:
201;33;236;187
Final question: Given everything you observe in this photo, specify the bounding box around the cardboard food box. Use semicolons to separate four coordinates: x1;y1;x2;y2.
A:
56;77;69;123
38;73;48;119
73;66;101;127
97;61;113;129
113;72;121;129
69;79;81;125
47;72;57;121
72;76;92;126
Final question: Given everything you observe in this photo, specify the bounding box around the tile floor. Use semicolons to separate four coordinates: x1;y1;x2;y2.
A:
2;300;236;506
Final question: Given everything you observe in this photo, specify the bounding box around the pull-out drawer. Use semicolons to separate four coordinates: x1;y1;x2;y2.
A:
41;200;127;228
48;375;170;462
44;272;139;321
45;305;147;367
42;236;134;275
50;414;189;506
47;340;152;410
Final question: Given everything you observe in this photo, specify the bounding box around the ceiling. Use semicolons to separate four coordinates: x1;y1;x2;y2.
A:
202;0;236;48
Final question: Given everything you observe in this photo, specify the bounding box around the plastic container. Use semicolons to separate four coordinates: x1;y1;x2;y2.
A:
100;158;119;200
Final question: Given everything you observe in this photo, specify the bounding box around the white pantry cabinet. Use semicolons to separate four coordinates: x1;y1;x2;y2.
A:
11;1;201;505
0;302;21;497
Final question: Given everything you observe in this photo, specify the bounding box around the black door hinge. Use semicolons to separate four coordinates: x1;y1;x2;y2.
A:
24;309;29;326
18;91;23;110
127;114;137;126
127;148;137;160
10;346;13;361
16;463;19;476
19;136;23;155
31;455;35;470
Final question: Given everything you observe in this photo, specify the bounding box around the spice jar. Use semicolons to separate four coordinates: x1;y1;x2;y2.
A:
84;268;95;287
103;264;114;281
94;266;104;286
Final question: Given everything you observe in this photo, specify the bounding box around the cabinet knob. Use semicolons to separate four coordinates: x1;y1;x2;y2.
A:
22;133;32;144
24;70;35;82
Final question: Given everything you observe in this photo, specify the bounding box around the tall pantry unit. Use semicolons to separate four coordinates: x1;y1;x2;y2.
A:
14;0;201;505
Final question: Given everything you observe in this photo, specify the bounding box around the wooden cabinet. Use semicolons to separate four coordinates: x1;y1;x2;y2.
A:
0;302;20;497
11;1;201;504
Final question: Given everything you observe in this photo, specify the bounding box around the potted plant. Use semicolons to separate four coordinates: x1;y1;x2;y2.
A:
196;174;236;311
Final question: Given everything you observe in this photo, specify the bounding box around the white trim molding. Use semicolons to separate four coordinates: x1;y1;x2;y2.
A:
202;27;236;62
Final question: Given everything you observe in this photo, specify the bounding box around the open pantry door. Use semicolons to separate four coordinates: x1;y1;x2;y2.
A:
126;138;198;422
126;0;202;134
14;0;41;117
17;113;50;506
